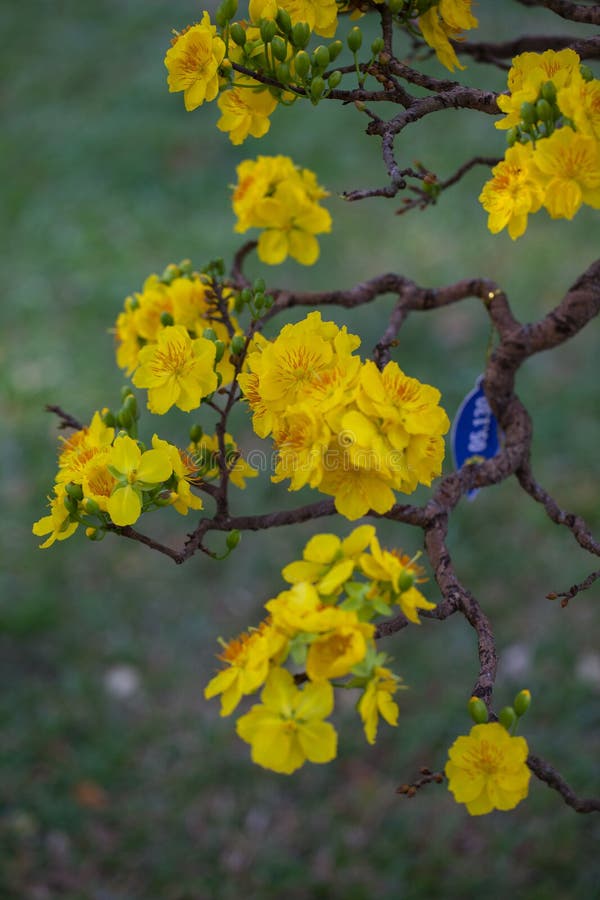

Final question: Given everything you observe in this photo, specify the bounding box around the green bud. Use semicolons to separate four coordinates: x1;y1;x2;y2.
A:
123;394;138;418
328;70;342;90
291;22;310;50
514;689;531;717
230;334;246;355
276;8;292;34
81;497;100;516
230;22;247;46
397;571;414;592
179;258;193;275
223;0;238;19
64;494;79;515
580;64;593;82
276;61;291;83
312;45;330;71
189;423;203;443
65;482;84;501
294;50;310;80
254;293;265;309
117;408;133;428
536;98;553;122
120;385;133;402
85;526;105;541
203;327;218;342
161;263;179;283
160;311;174;327
226;529;241;550
309;76;325;104
215;371;223;388
240;287;253;304
506;126;519;147
520;101;536;125
388;0;404;13
214;7;228;27
260;19;277;44
540;80;556;104
101;410;116;427
264;294;274;309
347;27;362;54
468;696;489;724
371;37;385;56
328;40;343;62
211;257;225;277
271;35;287;61
499;706;517;731
233;293;245;313
214;340;226;363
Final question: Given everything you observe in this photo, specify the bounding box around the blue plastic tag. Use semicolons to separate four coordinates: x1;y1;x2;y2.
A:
451;375;500;499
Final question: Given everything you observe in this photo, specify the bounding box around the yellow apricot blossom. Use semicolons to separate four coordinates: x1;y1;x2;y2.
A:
204;620;286;716
190;432;258;490
164;13;226;111
358;667;403;745
33;484;79;549
557;76;600;142
132;325;218;414
236;668;338;773
359;536;435;623
278;0;338;38
281;525;375;595
479;143;545;239
306;619;374;681
445;722;531;815
419;0;478;72
495;48;581;130
217;80;278;146
106;435;173;527
532;127;600;219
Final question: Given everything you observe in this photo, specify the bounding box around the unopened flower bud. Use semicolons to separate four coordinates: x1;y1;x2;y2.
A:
506;126;519;147
536;98;553;122
260;19;277;44
540;80;556;104
65;482;84;501
230;334;246;356
230;22;247;46
189;423;203;443
312;45;330;71
310;76;326;103
276;8;292;34
499;706;517;731
64;494;79;514
276;61;291;83
580;64;593;82
117;408;133;428
347;27;362;53
161;263;179;283
513;689;531;717
102;410;116;427
294;50;310;79
214;340;226;363
160;311;174;327
328;40;343;62
85;526;105;541
328;70;342;89
520;101;536;125
371;37;384;55
388;0;404;13
123;394;138;418
203;327;218;342
468;696;489;724
271;35;287;61
240;287;253;304
82;497;100;516
397;570;414;592
291;22;310;49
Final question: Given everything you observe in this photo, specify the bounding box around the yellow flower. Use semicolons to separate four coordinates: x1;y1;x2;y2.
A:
204;620;285;716
265;582;346;636
358;666;403;745
151;435;203;515
236;668;338;773
318;460;398;521
532;126;600;220
359;536;434;623
281;525;375;595
445;722;531;815
306;619;374;681
164;13;226;111
132;325;218;414
217;79;278;145
495;48;581;130
190;432;258;489
56;411;115;484
479;143;545;239
81;447;116;512
33;484;79;548
557;76;600;142
106;435;173;527
277;0;338;38
419;0;478;72
249;0;278;21
231;156;332;265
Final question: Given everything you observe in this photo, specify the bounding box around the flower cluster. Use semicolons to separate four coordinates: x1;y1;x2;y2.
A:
445;722;531;815
114;262;240;412
232;155;332;264
204;525;432;772
418;0;478;72
33;407;257;544
238;311;449;519
480;50;600;238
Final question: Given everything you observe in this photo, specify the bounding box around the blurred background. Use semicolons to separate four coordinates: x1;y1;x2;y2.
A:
2;2;599;897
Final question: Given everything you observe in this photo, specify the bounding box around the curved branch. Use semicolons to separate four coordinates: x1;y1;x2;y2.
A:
528;753;600;812
516;0;600;25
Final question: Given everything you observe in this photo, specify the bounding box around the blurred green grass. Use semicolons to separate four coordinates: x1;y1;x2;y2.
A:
2;2;599;898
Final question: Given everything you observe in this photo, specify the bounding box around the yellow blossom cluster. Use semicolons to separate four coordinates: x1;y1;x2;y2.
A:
232;155;332;264
480;50;600;238
445;722;531;815
204;525;432;772
33;411;257;543
115;266;241;413
418;0;478;72
238;311;449;519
